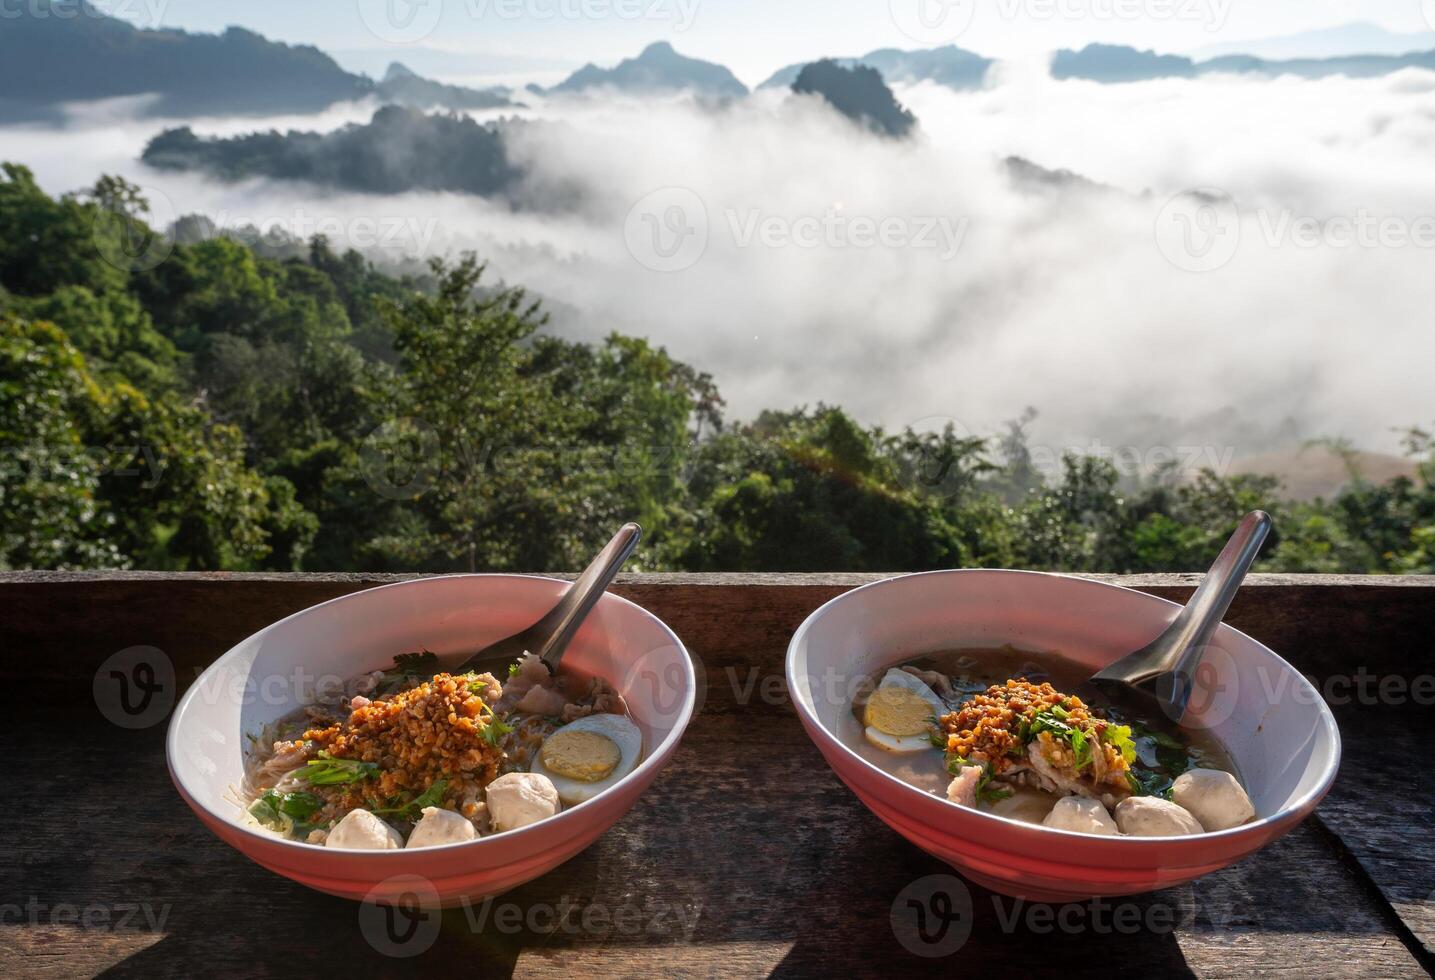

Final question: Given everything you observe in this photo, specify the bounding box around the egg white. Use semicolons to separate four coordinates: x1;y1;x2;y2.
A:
864;728;939;753
863;669;947;755
530;712;643;805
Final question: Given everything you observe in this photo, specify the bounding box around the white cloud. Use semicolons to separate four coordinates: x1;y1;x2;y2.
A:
4;68;1433;456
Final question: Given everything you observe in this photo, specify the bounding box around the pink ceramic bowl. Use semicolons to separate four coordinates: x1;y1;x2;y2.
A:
786;569;1340;902
167;575;695;906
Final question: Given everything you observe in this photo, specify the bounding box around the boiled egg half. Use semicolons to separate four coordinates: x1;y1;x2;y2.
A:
863;669;946;754
530;712;643;805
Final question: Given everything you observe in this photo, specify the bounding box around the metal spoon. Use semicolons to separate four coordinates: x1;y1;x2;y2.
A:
456;523;642;678
1087;510;1272;723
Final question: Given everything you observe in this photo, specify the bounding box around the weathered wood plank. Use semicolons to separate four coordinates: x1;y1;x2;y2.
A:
3;573;1434;689
0;703;1425;979
1315;711;1435;961
5;571;1433;586
3;574;1433;978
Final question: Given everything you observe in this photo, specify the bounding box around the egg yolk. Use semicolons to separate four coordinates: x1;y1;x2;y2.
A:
541;730;622;782
864;686;936;737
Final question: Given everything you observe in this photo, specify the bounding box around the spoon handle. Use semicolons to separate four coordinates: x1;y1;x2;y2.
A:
1090;510;1271;718
1154;510;1272;716
531;523;643;673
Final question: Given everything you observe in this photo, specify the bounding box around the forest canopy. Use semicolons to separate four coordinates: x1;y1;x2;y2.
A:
2;163;1431;573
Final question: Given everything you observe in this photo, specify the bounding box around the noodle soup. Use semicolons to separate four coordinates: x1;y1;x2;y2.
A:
843;646;1253;837
242;651;644;849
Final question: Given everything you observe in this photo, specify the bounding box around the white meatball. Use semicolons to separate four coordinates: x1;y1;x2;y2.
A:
1114;796;1205;836
486;772;560;832
406;806;479;848
1043;796;1118;835
988;788;1059;825
1172;769;1255;832
945;765;984;808
326;809;404;850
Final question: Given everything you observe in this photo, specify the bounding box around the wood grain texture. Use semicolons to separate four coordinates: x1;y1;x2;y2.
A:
2;573;1433;978
1315;712;1435;960
3;572;1433;690
0;701;1425;980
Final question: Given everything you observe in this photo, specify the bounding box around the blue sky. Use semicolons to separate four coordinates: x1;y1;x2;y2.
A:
114;0;1435;85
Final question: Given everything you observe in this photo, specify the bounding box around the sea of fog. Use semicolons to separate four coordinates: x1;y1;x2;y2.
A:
4;65;1434;460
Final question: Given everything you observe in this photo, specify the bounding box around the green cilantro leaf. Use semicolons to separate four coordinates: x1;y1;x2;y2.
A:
277;790;322;820
378;651;440;692
1102;723;1138;766
372;779;449;821
249;789;326;836
1127;769;1175;799
481;713;513;747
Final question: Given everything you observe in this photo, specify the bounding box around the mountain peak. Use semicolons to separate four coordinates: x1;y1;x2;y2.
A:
793;59;916;138
374;61;516;110
549;41;747;97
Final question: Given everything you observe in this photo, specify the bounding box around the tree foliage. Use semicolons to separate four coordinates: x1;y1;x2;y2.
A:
2;163;1432;574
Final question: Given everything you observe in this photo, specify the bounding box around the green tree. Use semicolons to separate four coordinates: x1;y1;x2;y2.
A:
0;317;123;568
0;315;309;570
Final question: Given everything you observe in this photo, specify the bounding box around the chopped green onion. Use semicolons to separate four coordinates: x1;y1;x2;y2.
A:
298;757;379;785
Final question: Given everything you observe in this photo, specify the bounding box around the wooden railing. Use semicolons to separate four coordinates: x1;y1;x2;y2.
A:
3;572;1433;977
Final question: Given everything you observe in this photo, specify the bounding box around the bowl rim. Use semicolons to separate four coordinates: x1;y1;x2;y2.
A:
784;567;1342;846
167;572;698;859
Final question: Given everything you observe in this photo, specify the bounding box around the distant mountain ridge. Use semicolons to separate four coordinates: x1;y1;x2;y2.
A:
377;63;515;111
7;2;1435;132
0;0;515;121
760;45;993;91
1188;22;1435;61
141;106;518;196
765;36;1435;92
545;41;748;98
0;0;365;120
1053;41;1435;83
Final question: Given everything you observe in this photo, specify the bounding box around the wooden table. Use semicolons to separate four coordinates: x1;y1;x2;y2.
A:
3;572;1433;978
